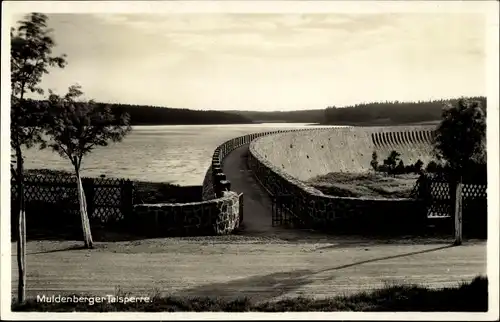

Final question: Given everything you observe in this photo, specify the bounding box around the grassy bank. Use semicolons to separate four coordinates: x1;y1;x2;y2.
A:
12;276;487;312
306;172;417;199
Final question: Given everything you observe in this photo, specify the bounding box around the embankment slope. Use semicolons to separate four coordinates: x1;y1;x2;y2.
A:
253;125;437;181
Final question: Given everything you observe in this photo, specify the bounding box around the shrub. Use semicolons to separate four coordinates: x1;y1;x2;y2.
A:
370;151;379;171
426;161;439;173
371;152;425;175
382;150;401;175
395;160;405;174
414;159;424;173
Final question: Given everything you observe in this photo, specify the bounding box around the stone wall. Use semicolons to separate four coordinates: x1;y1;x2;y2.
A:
201;166;214;201
130;191;241;237
248;132;429;235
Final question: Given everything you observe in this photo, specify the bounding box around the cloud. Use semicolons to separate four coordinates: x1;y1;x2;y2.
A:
88;13;485;63
33;12;486;110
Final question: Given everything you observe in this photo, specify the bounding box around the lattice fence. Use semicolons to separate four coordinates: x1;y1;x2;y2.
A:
11;174;134;226
413;174;487;218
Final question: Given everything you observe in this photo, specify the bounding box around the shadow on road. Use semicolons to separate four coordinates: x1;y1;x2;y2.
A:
316;244;453;274
25;244;93;255
173;269;314;302
18;226;155;243
172;244;455;301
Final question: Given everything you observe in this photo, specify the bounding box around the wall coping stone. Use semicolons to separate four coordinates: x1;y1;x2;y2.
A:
135;191;238;208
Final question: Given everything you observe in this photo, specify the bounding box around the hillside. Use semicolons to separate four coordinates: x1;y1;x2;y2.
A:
18;100;254;126
323;97;487;125
104;103;254;125
227;97;487;126
228;109;325;124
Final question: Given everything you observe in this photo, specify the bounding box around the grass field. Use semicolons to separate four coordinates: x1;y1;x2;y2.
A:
307;172;418;199
12;275;487;312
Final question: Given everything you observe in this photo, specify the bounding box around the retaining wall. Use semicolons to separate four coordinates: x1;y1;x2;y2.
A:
130;191;241;237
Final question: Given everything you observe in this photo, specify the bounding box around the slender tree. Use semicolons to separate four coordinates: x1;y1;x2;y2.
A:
10;13;67;304
42;85;132;248
370;151;379;171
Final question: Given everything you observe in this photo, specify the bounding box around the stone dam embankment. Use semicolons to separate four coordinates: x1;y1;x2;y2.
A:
252;125;437;181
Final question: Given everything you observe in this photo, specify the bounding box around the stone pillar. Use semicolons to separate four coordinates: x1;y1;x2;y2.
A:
212;167;223;188
215;173;226;182
214;173;227;197
216;180;231;197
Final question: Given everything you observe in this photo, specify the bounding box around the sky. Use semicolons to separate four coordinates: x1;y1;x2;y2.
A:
13;12;487;111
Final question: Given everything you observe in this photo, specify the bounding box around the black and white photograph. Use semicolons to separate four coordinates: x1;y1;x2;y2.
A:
1;0;499;319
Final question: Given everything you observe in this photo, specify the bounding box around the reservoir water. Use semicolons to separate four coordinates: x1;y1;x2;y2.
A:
22;123;340;185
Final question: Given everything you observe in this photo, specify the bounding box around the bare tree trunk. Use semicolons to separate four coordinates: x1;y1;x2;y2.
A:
15;145;26;304
75;169;93;248
453;176;463;246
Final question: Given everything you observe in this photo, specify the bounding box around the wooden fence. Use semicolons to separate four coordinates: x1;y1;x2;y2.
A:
11;174;134;230
412;174;487;238
413;174;487;218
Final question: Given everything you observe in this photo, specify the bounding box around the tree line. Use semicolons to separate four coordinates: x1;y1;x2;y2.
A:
228;109;325;124
111;104;253;125
324;97;487;125
227;98;488;125
20;101;253;125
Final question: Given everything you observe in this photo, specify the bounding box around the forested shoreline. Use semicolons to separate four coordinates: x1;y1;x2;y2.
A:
323;97;487;125
99;96;489;126
227;109;325;124
21;96;487;126
20;100;254;125
230;97;487;125
100;103;254;125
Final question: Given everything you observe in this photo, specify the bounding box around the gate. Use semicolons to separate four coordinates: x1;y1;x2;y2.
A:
271;194;293;226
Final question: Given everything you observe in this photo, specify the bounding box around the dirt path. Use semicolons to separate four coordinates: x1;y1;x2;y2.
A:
11;239;486;301
222;145;277;234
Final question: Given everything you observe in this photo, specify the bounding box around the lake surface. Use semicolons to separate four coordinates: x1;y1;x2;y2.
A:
22;123;341;186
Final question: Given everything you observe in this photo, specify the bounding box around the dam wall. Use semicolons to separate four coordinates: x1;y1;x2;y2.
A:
252;125;437;181
195;124;484;237
246;127;437;234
